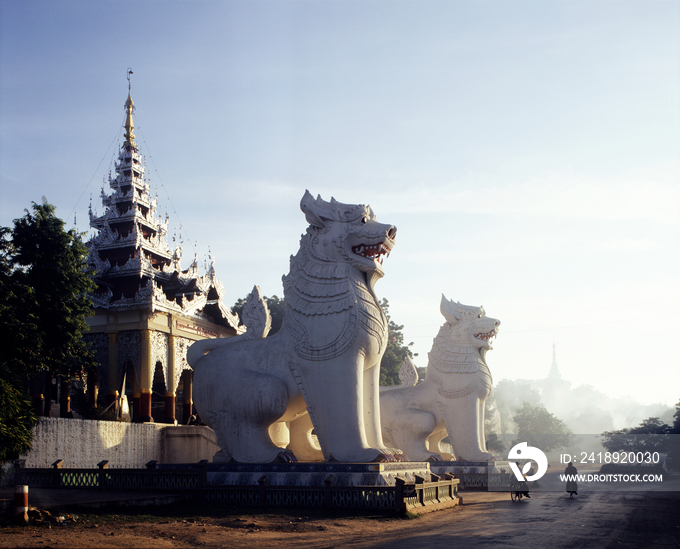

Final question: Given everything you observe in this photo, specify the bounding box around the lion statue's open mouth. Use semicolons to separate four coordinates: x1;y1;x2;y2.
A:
351;242;391;265
474;330;497;342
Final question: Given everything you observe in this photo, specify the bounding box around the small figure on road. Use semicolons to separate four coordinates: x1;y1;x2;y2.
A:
514;462;531;498
565;461;578;498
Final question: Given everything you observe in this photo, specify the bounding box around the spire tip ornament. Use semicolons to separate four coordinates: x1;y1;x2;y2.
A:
124;68;137;148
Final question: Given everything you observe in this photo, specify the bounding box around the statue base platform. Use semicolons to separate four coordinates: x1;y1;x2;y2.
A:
429;460;512;490
205;461;434;487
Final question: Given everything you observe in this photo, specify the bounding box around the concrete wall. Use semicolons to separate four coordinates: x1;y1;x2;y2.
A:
14;418;220;470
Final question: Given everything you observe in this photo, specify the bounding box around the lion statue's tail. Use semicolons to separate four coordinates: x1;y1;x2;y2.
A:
187;285;271;369
398;356;419;387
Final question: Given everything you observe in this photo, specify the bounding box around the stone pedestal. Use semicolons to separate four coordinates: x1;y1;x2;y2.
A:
162;426;219;463
429;460;512;490
206;461;434;487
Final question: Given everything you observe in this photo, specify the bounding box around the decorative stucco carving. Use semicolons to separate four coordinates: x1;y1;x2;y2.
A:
150;331;168;391
172;336;193;394
380;295;500;462
117;331;141;389
240;286;271;340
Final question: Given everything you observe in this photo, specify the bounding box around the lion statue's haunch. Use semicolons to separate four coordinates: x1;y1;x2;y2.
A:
380;295;500;462
187;191;404;464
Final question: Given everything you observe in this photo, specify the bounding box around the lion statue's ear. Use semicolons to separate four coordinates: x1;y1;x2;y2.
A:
440;294;459;325
300;190;327;229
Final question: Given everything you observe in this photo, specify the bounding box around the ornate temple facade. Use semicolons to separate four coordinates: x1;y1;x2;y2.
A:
84;82;241;423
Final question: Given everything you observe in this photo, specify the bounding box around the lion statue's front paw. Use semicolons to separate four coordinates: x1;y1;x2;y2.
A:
276;450;299;463
427;454;444;463
371;450;397;463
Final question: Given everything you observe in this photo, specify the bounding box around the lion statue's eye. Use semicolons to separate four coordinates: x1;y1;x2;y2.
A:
361;216;368;224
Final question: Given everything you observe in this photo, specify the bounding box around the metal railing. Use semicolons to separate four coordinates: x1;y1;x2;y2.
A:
13;460;460;514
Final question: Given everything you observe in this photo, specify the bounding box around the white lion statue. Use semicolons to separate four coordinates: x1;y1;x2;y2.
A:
188;191;405;464
380;295;500;462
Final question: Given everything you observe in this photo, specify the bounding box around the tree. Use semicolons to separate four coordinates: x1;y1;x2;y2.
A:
232;294;284;336
512;401;573;452
601;416;673;455
0;227;41;378
378;298;414;386
671;400;680;435
485;433;505;454
0;200;96;411
0;360;37;469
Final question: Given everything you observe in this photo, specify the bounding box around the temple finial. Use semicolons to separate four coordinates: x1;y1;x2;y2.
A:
124;68;137;148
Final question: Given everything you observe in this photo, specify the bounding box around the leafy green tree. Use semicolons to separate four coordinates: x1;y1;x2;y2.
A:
601;416;673;455
232;294;284;336
513;401;573;452
0;227;41;377
671;400;680;435
379;298;414;386
669;400;680;471
0;360;37;469
0;200;96;412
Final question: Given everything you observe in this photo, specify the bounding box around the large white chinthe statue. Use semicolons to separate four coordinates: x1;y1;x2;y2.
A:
188;191;404;464
380;295;500;462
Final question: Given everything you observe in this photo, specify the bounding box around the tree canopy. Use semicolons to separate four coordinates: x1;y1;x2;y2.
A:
601;411;678;456
0;199;96;380
0;360;37;468
512;401;573;453
378;298;414;386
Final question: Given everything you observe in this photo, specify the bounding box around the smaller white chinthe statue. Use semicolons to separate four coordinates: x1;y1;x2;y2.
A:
380;295;500;462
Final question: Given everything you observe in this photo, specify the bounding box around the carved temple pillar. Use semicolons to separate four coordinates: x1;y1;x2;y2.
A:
139;329;153;422
182;369;193;424
106;333;119;410
164;335;176;424
88;370;98;409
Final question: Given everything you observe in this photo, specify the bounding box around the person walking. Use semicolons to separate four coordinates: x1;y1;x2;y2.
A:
565;461;578;498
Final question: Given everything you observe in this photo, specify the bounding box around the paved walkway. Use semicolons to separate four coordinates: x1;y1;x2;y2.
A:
369;490;680;549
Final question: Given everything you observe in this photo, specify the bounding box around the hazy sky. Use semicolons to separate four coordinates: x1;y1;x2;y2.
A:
1;1;678;408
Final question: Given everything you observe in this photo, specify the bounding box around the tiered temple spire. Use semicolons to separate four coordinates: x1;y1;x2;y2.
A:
86;79;239;329
83;74;240;424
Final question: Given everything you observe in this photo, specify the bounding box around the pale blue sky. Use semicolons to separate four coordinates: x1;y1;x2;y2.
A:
1;1;678;410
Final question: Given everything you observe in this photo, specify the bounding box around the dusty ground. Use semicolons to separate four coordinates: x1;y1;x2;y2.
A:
5;501;424;549
1;490;679;548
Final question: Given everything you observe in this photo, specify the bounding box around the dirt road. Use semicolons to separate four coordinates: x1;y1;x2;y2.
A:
1;490;678;548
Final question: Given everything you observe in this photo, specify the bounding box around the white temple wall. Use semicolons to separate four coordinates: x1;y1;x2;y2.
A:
7;418;219;476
